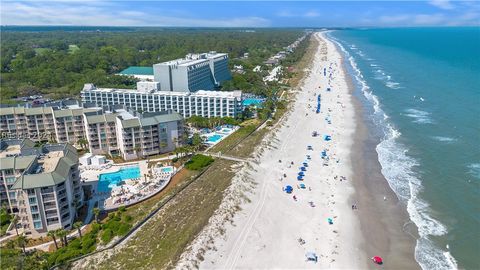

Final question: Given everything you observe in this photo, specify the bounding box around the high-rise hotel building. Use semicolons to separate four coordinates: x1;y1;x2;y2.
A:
81;52;242;118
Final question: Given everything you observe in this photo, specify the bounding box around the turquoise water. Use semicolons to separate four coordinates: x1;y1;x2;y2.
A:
207;134;223;142
330;27;480;270
161;167;173;173
98;166;140;192
242;98;264;107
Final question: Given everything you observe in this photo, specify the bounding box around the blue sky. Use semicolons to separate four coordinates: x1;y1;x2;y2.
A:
1;1;479;27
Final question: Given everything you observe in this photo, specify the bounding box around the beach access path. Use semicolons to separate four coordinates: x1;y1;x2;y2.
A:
177;31;367;269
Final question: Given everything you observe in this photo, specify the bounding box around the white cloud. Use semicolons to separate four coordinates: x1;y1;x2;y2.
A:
429;0;455;10
304;11;320;18
276;9;320;18
0;1;271;27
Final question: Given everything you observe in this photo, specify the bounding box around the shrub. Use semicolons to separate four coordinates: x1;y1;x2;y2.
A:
117;223;131;236
101;228;113;244
185;154;214;170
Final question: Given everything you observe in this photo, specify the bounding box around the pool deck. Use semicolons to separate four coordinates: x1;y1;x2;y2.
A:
81;160;148;183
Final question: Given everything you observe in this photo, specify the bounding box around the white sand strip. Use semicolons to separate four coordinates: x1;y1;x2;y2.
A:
177;31;368;269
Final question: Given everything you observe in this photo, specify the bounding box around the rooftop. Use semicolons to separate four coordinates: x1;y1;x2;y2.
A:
119;66;154;76
82;85;242;99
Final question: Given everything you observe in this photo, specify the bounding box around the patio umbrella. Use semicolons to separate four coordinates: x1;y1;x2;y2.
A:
372;256;383;264
305;252;318;262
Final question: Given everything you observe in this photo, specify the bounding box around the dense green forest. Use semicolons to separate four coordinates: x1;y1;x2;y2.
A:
1;28;304;103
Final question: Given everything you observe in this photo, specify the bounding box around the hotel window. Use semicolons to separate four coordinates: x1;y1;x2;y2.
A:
34;221;42;229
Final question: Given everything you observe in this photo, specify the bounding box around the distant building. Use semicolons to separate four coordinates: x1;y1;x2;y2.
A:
118;66;154;81
153;51;231;92
0;139;82;234
81;83;242;119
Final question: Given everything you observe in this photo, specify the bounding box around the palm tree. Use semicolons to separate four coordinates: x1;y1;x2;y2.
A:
73;221;83;238
16;234;27;254
92;207;100;223
56;229;68;247
77;138;89;151
71;199;80;218
47;230;59;250
12;215;19;236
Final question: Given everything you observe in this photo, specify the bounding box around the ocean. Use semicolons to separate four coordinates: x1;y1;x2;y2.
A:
329;28;480;269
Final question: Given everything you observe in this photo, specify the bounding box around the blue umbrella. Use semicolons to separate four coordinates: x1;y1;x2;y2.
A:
297;176;304;181
285;185;293;193
298;171;305;176
300;183;306;189
300;167;307;171
327;218;333;224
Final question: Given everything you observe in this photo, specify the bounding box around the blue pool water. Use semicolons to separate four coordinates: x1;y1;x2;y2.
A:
97;166;140;192
242;98;264;107
207;134;223;142
161;167;173;173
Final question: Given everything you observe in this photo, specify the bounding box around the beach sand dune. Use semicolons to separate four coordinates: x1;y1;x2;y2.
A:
177;32;417;269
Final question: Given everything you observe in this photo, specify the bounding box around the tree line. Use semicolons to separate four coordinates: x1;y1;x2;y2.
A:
1;28;304;103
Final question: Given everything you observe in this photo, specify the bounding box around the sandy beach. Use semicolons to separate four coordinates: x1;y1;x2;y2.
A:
177;31;419;269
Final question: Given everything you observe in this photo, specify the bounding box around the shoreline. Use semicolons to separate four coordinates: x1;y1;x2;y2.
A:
177;31;419;269
342;47;420;269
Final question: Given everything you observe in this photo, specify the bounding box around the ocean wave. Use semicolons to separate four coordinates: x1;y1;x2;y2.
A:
370;63;379;67
328;32;457;270
404;109;434;124
467;163;480;179
431;136;457;143
386;81;401;89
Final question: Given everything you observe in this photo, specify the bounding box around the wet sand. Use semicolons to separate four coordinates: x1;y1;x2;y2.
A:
344;44;420;269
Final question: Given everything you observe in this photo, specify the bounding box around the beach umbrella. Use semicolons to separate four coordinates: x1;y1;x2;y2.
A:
285;185;293;193
303;163;308;167
297;176;304;181
300;183;306;189
305;252;318;262
298;171;305;176
327;218;333;224
372;256;383;264
300;167;307;171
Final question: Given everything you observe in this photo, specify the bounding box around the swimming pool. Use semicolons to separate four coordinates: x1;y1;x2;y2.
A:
161;167;173;173
97;166;140;193
207;134;223;143
242;98;264;107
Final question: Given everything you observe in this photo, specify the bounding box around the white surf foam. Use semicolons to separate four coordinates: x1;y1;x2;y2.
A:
467;163;480;179
386;81;401;89
327;32;458;270
431;136;457;143
404;108;434;124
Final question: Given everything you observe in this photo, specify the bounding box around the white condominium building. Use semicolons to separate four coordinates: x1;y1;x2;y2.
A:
81;83;242;118
153;51;231;92
84;109;183;160
0;139;82;234
0;106;184;161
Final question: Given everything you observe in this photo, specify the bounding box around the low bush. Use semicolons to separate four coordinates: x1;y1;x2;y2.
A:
185;154;214;170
